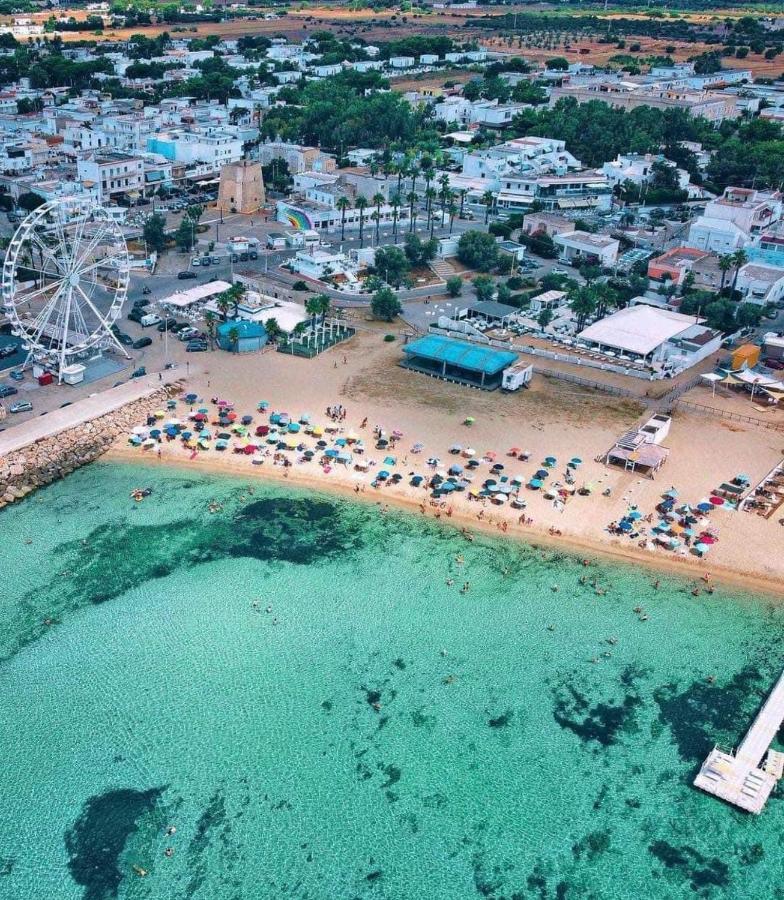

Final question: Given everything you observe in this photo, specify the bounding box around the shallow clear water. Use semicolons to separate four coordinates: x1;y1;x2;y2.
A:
1;462;783;900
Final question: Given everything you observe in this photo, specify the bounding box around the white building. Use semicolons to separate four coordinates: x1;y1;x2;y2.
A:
578;305;722;368
600;153;689;191
553;231;620;267
76;152;144;202
145;130;243;174
734;264;784;306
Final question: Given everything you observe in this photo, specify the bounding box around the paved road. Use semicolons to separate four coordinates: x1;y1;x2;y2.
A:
0;367;187;458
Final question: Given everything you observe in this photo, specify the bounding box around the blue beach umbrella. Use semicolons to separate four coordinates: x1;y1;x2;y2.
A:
449;464;464;475
324;449;339;458
627;510;642;521
378;470;390;480
619;520;633;532
411;475;424;486
535;469;549;479
439;481;457;492
664;489;679;499
697;502;712;513
529;478;544;489
569;457;582;467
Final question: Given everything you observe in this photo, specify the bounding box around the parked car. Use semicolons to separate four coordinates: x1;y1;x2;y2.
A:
178;271;197;280
0;384;18;398
116;332;134;346
0;344;19;359
157;317;178;332
142;286;151;295
178;327;200;342
764;358;784;370
140;313;162;328
128;308;144;323
130;366;147;378
9;400;32;413
9;370;24;381
132;336;152;350
186;340;208;352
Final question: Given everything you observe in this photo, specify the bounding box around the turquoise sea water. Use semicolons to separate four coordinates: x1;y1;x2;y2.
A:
1;462;784;900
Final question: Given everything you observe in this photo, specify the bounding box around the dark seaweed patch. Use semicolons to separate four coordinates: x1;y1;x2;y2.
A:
488;710;514;729
64;787;164;900
3;494;366;663
571;829;611;862
552;679;641;747
653;666;766;763
185;789;229;899
649;840;730;895
380;764;401;789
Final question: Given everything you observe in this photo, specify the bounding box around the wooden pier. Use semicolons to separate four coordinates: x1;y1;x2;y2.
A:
694;668;784;814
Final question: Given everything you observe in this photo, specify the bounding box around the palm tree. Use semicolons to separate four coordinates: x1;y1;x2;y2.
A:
718;254;733;293
227;325;241;353
424;186;436;215
407;190;419;233
569;285;598;332
482;190;495;224
216;294;231;322
390;192;402;241
448;201;458;235
264;317;281;343
355;194;368;248
458;188;467;219
409;164;419;199
336;196;350;242
204;310;217;350
372;192;385;245
305;293;331;320
730;248;748;295
228;282;244;319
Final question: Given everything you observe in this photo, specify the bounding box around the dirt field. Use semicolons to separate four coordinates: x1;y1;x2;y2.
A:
15;3;784;79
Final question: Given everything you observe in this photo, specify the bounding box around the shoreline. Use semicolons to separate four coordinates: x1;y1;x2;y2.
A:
105;443;784;600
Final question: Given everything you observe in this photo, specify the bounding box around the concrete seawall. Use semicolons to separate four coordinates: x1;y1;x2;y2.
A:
0;382;181;508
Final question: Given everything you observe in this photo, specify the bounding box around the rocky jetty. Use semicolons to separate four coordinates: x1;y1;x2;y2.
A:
0;386;176;508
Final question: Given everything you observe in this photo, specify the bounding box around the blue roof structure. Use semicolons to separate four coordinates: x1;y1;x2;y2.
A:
217;320;266;339
403;335;517;375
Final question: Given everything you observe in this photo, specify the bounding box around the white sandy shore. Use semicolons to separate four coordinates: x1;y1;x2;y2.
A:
106;328;784;597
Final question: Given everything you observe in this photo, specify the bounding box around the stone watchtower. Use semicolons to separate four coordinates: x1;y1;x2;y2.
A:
216;160;265;215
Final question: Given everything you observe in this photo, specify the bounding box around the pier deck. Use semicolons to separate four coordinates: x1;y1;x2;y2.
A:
694;667;784;814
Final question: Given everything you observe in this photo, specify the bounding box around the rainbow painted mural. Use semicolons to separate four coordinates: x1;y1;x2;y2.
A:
276;202;314;231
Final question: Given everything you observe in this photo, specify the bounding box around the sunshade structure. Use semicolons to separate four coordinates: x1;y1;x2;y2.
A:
402;335;518;390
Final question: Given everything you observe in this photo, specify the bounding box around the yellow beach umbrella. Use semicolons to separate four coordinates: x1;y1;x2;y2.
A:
312;426;324;436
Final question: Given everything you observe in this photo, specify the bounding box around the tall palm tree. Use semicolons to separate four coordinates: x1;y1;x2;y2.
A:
730;248;748;295
336;196;350;242
204;310;217;350
569;285;598;332
448;201;458;235
216;294;231;322
458;188;467;219
390;192;402;241
424;187;437;224
355;195;368;248
306;293;331;321
718;254;733;293
227;325;241;354
407;190;419;233
482;190;495;224
409;165;419;199
372;192;385;245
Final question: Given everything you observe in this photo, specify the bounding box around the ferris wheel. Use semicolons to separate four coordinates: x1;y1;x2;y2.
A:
1;197;131;382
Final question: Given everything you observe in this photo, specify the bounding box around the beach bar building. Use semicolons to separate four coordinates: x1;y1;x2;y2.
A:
401;335;517;390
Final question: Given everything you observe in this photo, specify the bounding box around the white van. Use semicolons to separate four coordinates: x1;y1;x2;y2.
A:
140;313;162;328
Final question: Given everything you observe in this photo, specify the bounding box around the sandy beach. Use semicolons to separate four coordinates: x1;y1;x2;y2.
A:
107;327;784;596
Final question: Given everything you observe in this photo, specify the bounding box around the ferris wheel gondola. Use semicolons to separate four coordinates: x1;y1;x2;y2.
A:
1;197;131;383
